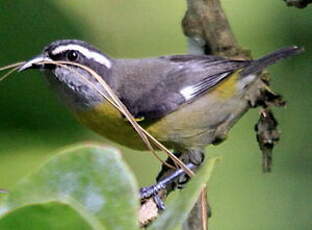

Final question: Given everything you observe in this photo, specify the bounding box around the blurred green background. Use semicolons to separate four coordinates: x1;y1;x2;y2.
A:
0;0;311;229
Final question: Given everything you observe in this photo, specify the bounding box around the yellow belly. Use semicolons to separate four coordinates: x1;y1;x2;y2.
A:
74;103;148;150
74;101;196;151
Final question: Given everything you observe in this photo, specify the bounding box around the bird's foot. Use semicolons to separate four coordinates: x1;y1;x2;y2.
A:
139;162;196;210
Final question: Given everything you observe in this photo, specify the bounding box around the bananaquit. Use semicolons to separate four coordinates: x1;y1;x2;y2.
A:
19;40;302;206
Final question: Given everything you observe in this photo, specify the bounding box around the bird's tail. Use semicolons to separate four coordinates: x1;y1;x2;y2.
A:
240;46;304;77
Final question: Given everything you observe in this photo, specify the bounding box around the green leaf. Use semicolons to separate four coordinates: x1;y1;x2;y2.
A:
149;157;220;230
0;201;105;230
0;144;139;230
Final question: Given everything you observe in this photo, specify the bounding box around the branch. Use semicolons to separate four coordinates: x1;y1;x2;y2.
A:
182;0;250;58
139;199;159;227
182;1;250;229
284;0;312;8
182;0;285;229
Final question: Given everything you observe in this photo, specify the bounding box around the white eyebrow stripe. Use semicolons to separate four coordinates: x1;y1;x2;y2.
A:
51;44;112;68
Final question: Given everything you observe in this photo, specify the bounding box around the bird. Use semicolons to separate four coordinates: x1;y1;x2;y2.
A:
18;39;303;208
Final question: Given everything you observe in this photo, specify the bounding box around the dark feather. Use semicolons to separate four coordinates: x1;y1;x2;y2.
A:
117;55;250;120
241;46;303;76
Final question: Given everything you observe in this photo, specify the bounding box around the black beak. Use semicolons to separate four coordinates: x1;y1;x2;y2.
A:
18;54;52;72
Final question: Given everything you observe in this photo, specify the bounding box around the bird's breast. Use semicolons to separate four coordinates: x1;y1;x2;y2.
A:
73;102;148;150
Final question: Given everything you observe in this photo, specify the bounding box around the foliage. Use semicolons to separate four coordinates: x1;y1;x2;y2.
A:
0;144;218;230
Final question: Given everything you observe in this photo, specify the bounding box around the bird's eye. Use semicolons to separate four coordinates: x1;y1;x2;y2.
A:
67;50;78;61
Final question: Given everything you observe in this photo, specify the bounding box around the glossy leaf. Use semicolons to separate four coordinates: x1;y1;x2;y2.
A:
0;201;105;230
0;144;139;230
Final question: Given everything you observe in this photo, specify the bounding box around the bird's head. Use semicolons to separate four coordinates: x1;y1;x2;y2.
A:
19;39;113;109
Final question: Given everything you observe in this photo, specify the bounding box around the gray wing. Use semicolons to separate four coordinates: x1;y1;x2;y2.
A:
121;55;251;120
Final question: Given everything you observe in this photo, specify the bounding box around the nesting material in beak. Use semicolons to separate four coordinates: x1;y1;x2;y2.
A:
18;55;52;72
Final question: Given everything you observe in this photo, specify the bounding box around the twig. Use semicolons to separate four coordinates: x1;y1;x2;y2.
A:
284;0;312;8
